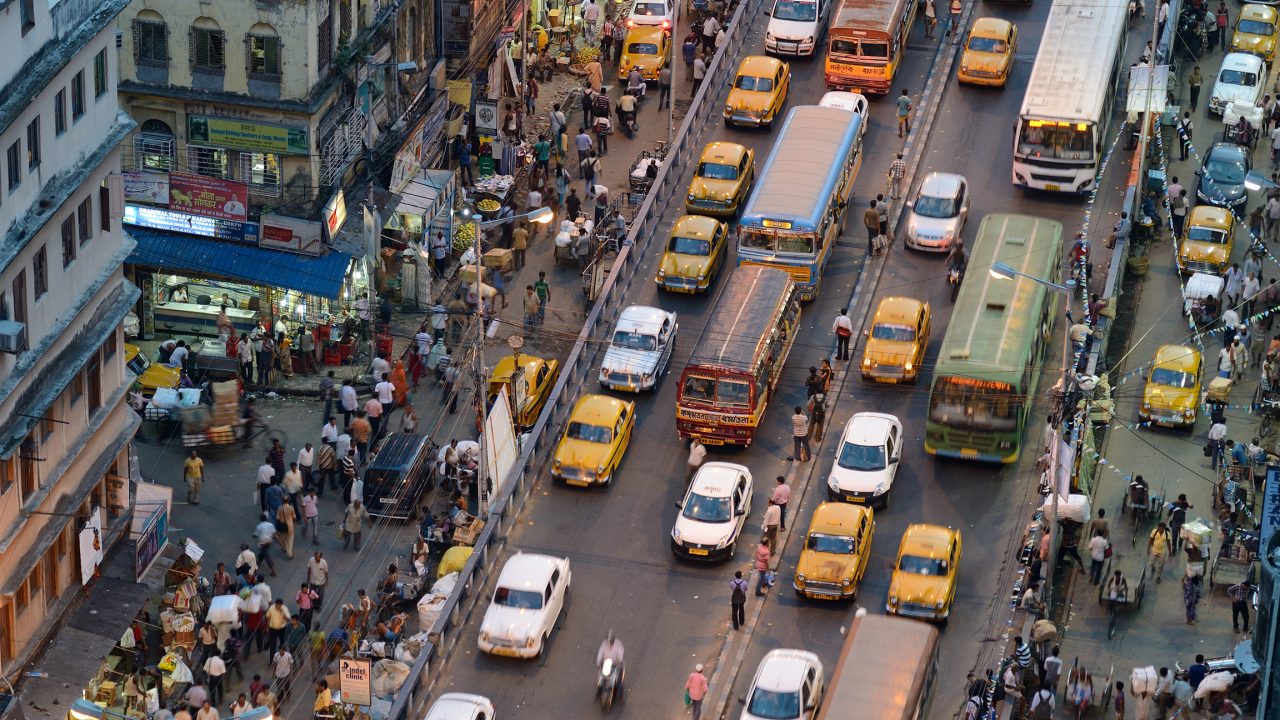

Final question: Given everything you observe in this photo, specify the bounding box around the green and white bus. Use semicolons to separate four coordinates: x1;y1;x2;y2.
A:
924;214;1064;464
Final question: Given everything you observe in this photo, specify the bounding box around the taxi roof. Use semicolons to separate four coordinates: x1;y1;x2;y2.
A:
491;353;548;381
698;141;750;164
690;461;749;497
1222;51;1265;72
1153;344;1200;370
873;296;925;326
671;214;724;239
570;393;631;424
497;552;563;588
970;16;1014;35
1187;204;1232;227
616;305;672;335
625;24;669;42
1240;4;1277;21
809;502;871;534
900;523;957;556
737;54;785;76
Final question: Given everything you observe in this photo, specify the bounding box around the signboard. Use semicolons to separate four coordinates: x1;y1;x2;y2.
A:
1263;466;1280;546
475;100;499;136
133;504;169;582
78;505;104;586
323;190;348;242
187;115;309;155
123;171;169;203
391;115;430;194
168;172;250;221
260;215;324;256
339;658;372;705
124;203;260;244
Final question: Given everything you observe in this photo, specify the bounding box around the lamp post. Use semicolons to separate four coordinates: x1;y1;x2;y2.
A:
1245;170;1280;192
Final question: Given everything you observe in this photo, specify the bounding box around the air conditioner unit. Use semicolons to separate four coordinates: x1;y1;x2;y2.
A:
0;321;28;354
428;60;447;91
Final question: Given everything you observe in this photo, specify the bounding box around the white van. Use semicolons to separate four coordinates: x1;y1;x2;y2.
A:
765;0;827;57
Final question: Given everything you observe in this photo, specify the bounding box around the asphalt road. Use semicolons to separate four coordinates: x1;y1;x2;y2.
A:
432;3;1143;719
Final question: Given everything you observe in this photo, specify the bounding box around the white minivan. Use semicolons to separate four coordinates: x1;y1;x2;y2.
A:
765;0;827;57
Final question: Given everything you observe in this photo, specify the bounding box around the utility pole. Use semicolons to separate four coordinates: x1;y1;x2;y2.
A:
472;220;488;516
1134;0;1164;197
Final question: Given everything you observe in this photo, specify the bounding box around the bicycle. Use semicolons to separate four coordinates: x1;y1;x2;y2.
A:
241;419;287;451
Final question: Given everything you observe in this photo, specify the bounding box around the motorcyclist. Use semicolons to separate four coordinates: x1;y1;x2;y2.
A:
945;239;968;275
617;92;638;138
627;68;646;99
597;630;625;688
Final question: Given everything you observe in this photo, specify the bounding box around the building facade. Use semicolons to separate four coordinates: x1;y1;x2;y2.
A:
0;0;139;673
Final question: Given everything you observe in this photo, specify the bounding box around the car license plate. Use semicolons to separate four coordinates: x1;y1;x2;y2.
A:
379;498;397;503
565;478;591;487
960;448;979;459
490;647;523;657
1045;183;1061;192
698;436;724;445
688;548;709;556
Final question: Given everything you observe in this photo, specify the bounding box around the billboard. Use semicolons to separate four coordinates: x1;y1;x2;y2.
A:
187;115;309;155
323;189;348;242
168;172;250;221
123;171;169;203
124;204;259;244
260;214;324;256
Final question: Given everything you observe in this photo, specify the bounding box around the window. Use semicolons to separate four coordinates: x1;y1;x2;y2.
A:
61;216;75;267
55;90;66;135
44;546;59;606
188;145;230;178
71;71;85;120
33;245;47;300
103;329;118;359
0;458;13;495
70;371;84;404
18;438;37;502
100;184;111;231
78;197;92;245
12;271;26;325
339;0;352;44
94;49;108;98
14;581;27;614
27;564;41;602
318;16;332;72
6;141;20;192
134;129;175;172
241;152;281;195
26;119;40;170
20;0;34;34
133;17;169;67
86;353;102;415
247;34;282;79
190;26;226;72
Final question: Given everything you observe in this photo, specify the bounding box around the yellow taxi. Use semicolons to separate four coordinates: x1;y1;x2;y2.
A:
125;343;181;398
617;25;671;81
886;523;962;622
655;214;729;293
1177;205;1234;275
551;394;635;487
957;17;1017;87
685;141;755;217
723;55;791;127
793;502;874;601
861;297;930;384
1232;4;1279;63
1140;344;1202;429
487;354;560;429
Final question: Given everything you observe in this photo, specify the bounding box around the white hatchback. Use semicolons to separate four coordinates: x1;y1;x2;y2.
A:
818;91;869;140
477;553;571;658
627;0;674;29
765;0;828;56
424;693;496;720
671;462;752;561
826;412;902;508
905;172;969;251
740;649;825;720
599;305;678;392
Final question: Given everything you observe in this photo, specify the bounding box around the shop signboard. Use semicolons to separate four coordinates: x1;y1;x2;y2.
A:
339;658;372;705
187;115;309;155
323;190;348;243
123;170;169;203
78;505;104;586
260;214;324;256
475;100;499;136
391;115;429;194
1264;466;1280;545
124;204;259;244
133;504;168;583
168;172;250;222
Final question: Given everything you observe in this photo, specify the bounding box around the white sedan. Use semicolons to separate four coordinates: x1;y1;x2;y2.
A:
740;649;825;720
424;693;496;720
826;412;902;508
671;462;752;561
818;91;869;141
477;553;570;658
1209;52;1265;115
599;305;678;392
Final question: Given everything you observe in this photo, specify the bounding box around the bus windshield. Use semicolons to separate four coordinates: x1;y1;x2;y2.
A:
772;0;817;20
740;227;815;254
829;38;888;59
928;376;1019;431
1017;121;1093;161
682;376;751;407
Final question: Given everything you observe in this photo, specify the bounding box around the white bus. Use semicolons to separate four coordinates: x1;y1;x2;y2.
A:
1012;0;1127;194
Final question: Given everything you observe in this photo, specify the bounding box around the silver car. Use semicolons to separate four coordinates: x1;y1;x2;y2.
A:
904;172;970;252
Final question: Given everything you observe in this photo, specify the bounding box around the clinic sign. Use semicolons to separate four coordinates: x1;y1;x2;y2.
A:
339;658;371;705
187;115;309;155
168;172;249;221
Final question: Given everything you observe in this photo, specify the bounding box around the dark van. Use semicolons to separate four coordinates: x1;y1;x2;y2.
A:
363;433;436;520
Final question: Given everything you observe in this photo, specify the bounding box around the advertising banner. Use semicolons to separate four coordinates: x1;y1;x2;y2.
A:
168;172;250;221
187;115;309;155
124;204;260;244
123;171;169;203
260;215;324;256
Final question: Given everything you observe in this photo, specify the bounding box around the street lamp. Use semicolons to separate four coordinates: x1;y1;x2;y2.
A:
1244;170;1279;192
988;261;1073;294
462;206;554;228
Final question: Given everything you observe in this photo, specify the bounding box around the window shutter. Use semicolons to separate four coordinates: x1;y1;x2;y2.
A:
188;27;197;68
244;34;252;76
131;19;143;63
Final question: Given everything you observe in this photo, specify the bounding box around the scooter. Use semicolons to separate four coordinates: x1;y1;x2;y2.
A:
598;658;623;709
947;265;964;302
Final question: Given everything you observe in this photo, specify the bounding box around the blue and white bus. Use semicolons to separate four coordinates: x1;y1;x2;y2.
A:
737;105;863;300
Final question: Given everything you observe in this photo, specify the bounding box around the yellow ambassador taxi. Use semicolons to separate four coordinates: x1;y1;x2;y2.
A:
656;215;729;293
1177;205;1234;275
957;17;1017;88
886;523;962;622
487;354;560;430
685;141;755;217
724;55;791;127
125;343;181;398
1232;4;1279;63
861;296;930;384
551;394;635;487
1140;344;1202;429
793;502;874;601
617;25;671;81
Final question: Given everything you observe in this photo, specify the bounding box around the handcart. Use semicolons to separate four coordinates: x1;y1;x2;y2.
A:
1215;463;1253;511
628;149;664;196
1182;272;1223;329
1209;539;1258;589
1223;101;1263;149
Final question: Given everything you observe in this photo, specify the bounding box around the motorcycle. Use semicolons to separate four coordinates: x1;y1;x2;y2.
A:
598;658;623;709
947;265;964;302
617;108;638;139
626;83;646;110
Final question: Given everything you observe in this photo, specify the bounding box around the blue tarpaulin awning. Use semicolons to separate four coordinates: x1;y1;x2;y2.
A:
126;228;351;299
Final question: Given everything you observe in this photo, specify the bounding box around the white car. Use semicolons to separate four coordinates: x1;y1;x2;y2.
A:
599;305;678;392
818;91;869;140
671;462;752;561
765;0;828;57
1210;53;1266;115
424;693;496;720
627;0;673;29
740;649;825;720
826;413;902;508
477;553;570;658
904;172;970;251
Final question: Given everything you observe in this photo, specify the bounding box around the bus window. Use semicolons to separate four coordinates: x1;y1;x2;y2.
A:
718;379;752;407
682;376;716;403
776;233;814;254
858;40;889;59
739;228;775;250
830;38;858;57
928;377;1019;431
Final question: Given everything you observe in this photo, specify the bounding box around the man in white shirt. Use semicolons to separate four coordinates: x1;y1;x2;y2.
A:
202;653;227;707
297;443;315;490
321;419;338;446
235;543;258;578
256;460;275;509
307;551;330;606
336;431;353;465
167;341;189;369
832;308;854;360
339;379;359;427
1028;686;1054;717
761;499;781;548
374;374;396;418
1208;419;1229;469
369;354;391;379
228;694;252;716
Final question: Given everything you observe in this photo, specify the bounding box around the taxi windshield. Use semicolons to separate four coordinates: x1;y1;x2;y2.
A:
1186;226;1229;244
611;330;658;351
807;533;856;554
669;235;712;255
871;323;915;342
493;586;544;609
734;75;774;92
628;42;659;54
698;162;739;180
1151;367;1196;388
899;555;948;575
1220;67;1259;86
683;492;732;522
1238;19;1275;34
967;36;1008;53
566;422;612;444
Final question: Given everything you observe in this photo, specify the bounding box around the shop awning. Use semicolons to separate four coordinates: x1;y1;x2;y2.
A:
395;170;456;219
126;228;351;299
